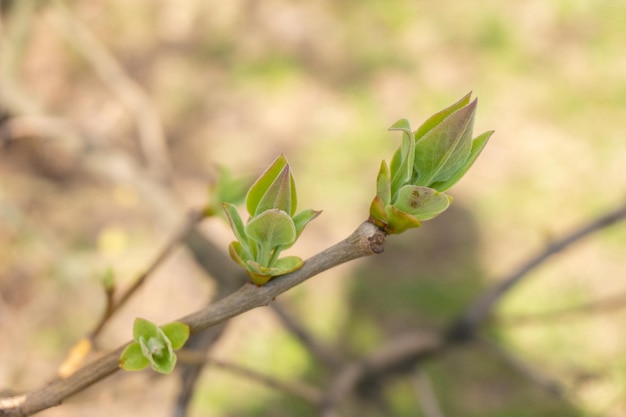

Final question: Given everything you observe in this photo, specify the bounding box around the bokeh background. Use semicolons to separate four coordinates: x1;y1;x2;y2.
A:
1;0;626;416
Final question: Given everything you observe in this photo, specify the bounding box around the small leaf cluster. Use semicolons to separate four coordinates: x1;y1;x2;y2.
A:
204;166;251;218
119;318;189;374
224;155;320;286
370;93;493;234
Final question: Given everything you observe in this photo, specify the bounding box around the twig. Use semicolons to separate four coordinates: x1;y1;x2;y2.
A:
412;367;446;417
56;209;208;379
90;209;207;339
0;221;385;417
47;2;172;180
446;200;626;341
176;350;323;404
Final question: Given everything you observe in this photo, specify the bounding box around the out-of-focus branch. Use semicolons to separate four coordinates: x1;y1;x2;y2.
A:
447;200;626;341
176;350;323;404
477;337;564;397
498;289;626;326
270;301;344;369
47;2;172;180
0;0;42;114
0;221;385;417
412;367;446;417
319;332;442;417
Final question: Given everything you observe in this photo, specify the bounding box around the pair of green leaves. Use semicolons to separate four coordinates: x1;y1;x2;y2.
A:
119;318;189;374
223;155;320;285
370;93;493;234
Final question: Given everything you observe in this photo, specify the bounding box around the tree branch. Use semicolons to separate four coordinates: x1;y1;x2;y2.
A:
0;221;385;417
446;200;626;341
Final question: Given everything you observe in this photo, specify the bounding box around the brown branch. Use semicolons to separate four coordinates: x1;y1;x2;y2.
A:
446;200;626;341
0;221;385;417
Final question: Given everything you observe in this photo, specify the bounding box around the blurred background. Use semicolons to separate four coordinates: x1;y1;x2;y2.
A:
1;0;626;416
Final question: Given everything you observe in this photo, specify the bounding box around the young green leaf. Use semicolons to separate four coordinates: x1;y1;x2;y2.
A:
393;185;452;220
413;99;476;187
133;318;159;342
223;203;249;247
245;209;297;249
414;92;472;140
160;322;190;350
384;204;422;234
389;119;416;196
431;130;493;192
254;164;293;216
119;342;150;371
292;209;322;240
246;155;297;217
375;161;392;206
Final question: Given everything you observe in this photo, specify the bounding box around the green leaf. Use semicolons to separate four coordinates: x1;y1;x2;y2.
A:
272;256;303;275
228;241;251;268
292;209;321;241
245;209;297;249
206;166;251;216
223;203;249;247
152;356;177;374
133;318;159;342
254;163;294;216
213;165;251;206
414;92;472;140
384;205;422;234
119;342;150;371
388;119;416;196
369;195;389;230
431;130;493;192
375;161;391;206
394;185;452;220
246;155;297;216
413;99;477;187
245;255;303;285
161;322;190;350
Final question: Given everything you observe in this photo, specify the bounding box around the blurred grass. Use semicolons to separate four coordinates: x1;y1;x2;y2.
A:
1;0;626;416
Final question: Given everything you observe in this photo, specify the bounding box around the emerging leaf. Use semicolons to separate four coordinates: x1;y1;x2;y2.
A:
414;92;472;140
160;322;190;350
389;119;415;196
384;204;422;234
133;318;159;343
246;155;297;217
245;209;297;249
431;130;493;192
292;209;322;241
223;203;249;247
375;160;391;206
394;185;452;220
413;99;477;187
119;342;150;371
